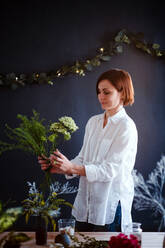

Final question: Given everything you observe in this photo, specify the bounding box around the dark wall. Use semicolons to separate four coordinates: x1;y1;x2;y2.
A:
0;1;165;231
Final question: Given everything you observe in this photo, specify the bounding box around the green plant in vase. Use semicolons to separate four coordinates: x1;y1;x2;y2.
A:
22;181;77;245
0;110;79;185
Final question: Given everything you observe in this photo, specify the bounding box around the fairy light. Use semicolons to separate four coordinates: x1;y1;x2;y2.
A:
99;47;104;52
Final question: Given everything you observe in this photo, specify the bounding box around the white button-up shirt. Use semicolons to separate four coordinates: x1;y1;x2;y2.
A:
66;108;138;232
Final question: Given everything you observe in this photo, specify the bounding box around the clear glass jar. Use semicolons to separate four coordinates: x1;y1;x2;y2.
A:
132;222;142;247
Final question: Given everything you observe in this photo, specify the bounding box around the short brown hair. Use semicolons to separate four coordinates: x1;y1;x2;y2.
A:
96;68;134;106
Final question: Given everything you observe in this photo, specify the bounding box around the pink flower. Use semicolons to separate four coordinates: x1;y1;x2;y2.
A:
108;233;141;248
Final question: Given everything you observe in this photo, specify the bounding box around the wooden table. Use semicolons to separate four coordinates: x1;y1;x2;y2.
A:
1;232;165;248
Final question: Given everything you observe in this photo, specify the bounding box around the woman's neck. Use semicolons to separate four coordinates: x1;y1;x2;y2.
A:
105;105;123;119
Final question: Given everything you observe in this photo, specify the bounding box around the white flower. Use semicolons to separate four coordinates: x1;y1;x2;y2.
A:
59;116;79;133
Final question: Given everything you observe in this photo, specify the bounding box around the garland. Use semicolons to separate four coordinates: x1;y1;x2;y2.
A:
0;29;164;90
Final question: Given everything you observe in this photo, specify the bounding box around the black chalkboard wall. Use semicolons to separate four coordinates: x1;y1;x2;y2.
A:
0;1;165;232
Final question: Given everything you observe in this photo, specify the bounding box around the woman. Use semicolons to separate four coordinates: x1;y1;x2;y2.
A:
39;68;138;232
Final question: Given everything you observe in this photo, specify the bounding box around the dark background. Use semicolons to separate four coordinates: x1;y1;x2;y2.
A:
0;1;165;231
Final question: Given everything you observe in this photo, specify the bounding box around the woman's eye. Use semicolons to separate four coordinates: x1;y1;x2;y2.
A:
104;91;110;95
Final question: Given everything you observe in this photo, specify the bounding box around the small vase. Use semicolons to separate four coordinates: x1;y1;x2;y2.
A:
35;215;47;245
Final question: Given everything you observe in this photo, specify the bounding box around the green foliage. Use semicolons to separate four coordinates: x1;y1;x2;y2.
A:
0;110;78;158
0;110;48;157
0;110;78;185
0;201;22;233
0;29;164;89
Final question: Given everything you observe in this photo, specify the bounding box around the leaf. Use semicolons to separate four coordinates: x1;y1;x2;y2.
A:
90;58;101;66
156;51;163;57
123;34;131;44
6;73;16;80
50;218;56;231
100;55;111;61
152;43;160;49
25;213;30;223
12;232;31;243
48;81;54;85
114;29;127;42
134;40;143;48
19;74;26;80
84;63;93;71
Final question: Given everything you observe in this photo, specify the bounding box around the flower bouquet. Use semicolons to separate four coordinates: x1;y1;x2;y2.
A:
0;110;78;184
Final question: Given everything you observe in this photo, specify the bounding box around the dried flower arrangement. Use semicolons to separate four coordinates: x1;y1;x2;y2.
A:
22;181;77;231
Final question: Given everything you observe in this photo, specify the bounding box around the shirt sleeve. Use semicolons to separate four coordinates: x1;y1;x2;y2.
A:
84;121;138;183
65;118;91;180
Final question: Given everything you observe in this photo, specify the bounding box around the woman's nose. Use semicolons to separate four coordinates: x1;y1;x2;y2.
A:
99;92;105;99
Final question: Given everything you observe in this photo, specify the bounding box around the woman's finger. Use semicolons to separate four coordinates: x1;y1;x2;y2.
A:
41;154;49;160
41;164;50;170
54;156;63;163
50;154;63;164
38;159;45;163
38;159;50;164
54;149;65;159
52;161;61;168
49;154;56;160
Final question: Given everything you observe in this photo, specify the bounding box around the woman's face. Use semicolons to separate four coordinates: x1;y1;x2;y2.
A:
97;79;122;114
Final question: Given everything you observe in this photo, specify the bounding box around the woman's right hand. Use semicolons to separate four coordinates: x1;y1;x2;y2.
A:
38;154;65;174
38;154;50;171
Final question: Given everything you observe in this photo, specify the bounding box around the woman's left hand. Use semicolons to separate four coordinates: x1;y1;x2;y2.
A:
49;149;73;175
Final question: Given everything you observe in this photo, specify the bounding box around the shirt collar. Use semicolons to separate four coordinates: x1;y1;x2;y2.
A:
99;108;126;124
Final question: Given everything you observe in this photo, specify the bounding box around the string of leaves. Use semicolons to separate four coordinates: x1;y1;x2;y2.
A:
0;29;164;90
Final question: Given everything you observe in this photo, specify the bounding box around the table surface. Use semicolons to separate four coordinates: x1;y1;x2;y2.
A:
1;232;165;248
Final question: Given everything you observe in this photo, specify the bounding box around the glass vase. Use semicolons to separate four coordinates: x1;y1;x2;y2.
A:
123;222;142;247
132;222;142;247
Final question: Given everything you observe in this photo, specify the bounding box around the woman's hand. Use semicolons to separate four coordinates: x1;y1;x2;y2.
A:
49;149;73;175
38;154;64;174
38;154;50;170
